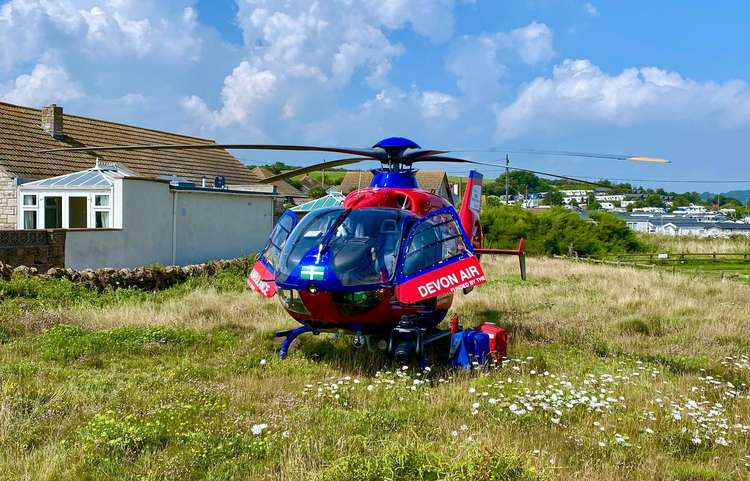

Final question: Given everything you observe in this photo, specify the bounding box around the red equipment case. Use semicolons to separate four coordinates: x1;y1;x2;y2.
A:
475;323;507;361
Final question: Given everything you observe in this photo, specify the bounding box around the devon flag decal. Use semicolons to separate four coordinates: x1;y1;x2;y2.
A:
300;265;325;281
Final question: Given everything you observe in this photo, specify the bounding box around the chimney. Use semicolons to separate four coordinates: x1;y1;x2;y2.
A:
41;104;64;139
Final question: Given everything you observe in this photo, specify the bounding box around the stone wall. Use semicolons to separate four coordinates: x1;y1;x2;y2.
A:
0;230;66;271
0;257;250;292
0;173;17;230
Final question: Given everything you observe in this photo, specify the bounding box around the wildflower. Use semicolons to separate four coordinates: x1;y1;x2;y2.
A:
451;431;458;437
468;387;476;394
259;359;267;366
251;423;268;436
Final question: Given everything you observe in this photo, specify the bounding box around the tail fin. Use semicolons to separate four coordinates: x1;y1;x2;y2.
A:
459;170;483;250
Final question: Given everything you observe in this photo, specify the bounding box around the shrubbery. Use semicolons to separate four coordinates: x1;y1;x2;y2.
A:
481;206;643;257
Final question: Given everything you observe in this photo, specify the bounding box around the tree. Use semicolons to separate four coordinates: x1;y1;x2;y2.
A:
486;195;502;207
586;193;602;210
307;186;327;199
644;193;665;208
496;171;549;196
544;191;564;206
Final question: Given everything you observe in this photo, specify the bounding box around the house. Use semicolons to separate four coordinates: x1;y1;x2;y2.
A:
338;170;455;204
0;101;276;269
298;174;323;193
245;166;308;217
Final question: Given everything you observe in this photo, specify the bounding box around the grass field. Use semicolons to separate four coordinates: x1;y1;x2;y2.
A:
1;258;749;480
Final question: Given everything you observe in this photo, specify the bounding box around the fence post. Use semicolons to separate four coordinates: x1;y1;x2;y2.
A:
519;253;527;281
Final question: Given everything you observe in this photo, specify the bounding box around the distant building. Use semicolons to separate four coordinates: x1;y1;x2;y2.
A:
673;204;708;215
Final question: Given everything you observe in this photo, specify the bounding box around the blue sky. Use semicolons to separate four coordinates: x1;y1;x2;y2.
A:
1;1;749;192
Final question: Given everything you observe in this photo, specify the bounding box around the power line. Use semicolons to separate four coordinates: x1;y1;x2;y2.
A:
443;169;750;184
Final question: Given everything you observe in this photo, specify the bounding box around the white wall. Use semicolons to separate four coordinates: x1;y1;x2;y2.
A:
65;179;273;269
172;189;273;265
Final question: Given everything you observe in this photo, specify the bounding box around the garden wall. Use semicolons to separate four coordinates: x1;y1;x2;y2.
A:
0;229;66;271
0;257;249;292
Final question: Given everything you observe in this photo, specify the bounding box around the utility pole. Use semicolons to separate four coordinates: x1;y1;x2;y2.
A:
505;154;510;205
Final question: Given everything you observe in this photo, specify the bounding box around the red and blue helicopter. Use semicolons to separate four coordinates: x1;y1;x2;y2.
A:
44;137;668;365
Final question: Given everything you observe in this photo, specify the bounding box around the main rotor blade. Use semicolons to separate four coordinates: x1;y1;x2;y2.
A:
411;155;510;169
507;166;610;187
257;157;375;184
442;148;670;164
39;143;385;160
402;149;450;161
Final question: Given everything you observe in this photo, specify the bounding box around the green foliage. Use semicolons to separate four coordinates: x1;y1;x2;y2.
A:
486;195;503;208
481;206;643;256
585;193;602;210
308;186;327;199
544;191;564;206
310;445;544;481
491;171;551;197
38;324;237;363
0;262;247;314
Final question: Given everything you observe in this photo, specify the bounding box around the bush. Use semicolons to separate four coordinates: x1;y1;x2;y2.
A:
309;445;545;481
481;206;643;257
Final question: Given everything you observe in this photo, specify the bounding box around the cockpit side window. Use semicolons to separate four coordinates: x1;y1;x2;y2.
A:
402;211;467;277
261;211;296;269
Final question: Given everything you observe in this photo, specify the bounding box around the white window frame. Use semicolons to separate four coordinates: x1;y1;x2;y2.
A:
19;193;38;229
92;193;111;228
17;189;115;230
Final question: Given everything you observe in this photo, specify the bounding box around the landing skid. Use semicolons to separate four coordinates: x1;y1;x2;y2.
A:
275;325;317;358
274;319;452;366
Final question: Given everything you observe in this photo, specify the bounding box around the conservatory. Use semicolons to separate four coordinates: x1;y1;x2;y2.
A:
16;160;126;230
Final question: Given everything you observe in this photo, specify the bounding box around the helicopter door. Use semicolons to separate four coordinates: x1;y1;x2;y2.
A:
395;207;486;304
248;210;297;298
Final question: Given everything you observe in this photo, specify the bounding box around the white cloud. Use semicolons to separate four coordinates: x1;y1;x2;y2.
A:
364;0;457;42
0;0;202;71
0;62;82;106
510;22;554;66
420;91;458;118
186;0;458;136
447;22;553;98
585;3;599;17
495;58;750;139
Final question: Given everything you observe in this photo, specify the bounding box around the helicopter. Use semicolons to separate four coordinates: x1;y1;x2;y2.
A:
43;137;668;365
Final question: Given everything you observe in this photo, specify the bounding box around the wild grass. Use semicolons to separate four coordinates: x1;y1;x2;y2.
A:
639;233;750;254
0;257;749;480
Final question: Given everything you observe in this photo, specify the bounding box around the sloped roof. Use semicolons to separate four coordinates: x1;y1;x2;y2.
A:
0;101;253;185
247;166;307;199
339;170;450;195
21;165;127;188
292;192;345;212
298;174;322;190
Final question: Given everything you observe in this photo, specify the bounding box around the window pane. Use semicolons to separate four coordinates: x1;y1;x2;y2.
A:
95;194;110;207
95;211;110;228
23;210;37;229
403;213;467;277
23;194;36;206
68;196;87;228
44;197;62;229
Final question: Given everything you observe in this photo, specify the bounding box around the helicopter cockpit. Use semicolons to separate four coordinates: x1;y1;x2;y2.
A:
262;205;471;291
272;207;414;286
